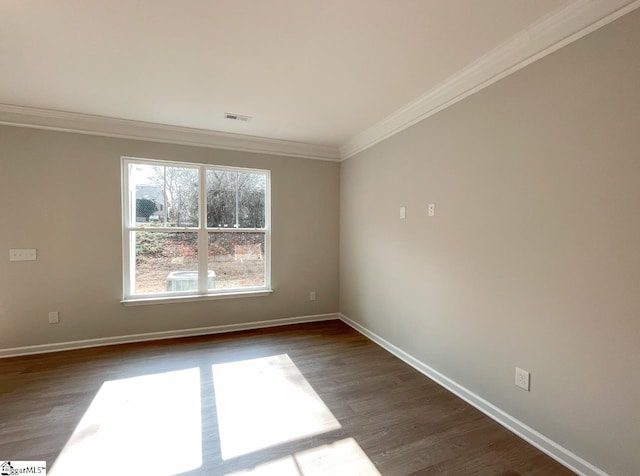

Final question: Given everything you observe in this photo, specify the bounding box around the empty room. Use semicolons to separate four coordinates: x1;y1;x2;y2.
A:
1;1;638;475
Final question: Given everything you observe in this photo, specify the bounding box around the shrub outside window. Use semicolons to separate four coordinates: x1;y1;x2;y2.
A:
122;157;270;301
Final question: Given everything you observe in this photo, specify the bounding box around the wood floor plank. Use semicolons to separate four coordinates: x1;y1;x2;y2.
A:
0;320;574;475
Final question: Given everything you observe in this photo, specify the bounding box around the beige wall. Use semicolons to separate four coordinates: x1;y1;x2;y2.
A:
2;7;639;475
0;127;340;348
340;10;639;476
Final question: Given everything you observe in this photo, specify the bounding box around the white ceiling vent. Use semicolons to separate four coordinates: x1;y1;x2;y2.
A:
224;112;252;122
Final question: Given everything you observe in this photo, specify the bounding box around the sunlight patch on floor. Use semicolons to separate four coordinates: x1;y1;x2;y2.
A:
50;368;202;476
226;438;381;476
212;354;341;460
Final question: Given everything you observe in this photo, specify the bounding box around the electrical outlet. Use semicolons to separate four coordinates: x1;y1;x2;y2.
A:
48;311;59;324
309;291;316;301
428;203;436;217
515;367;530;391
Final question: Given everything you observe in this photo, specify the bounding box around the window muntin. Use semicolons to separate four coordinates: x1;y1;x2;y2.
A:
123;157;270;300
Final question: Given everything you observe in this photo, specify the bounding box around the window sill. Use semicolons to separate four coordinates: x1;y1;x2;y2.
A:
121;289;273;306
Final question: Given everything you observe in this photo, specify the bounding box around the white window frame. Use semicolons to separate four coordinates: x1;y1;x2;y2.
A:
121;156;272;305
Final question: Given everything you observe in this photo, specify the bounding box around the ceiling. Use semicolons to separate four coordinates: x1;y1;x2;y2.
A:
0;0;637;160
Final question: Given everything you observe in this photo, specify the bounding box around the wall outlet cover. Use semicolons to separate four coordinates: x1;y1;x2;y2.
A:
515;367;530;391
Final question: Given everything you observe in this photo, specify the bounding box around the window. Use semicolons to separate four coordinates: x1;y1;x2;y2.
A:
122;157;270;302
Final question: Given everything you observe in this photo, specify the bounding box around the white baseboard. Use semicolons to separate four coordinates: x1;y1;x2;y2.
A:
338;313;607;476
1;310;607;475
0;313;339;358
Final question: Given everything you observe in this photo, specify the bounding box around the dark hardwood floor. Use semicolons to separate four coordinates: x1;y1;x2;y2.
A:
0;320;573;475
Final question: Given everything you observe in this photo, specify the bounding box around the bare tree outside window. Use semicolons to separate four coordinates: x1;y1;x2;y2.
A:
207;170;266;228
149;166;199;227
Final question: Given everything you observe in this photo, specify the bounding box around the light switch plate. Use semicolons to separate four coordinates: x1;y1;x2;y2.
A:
400;207;406;219
10;249;37;261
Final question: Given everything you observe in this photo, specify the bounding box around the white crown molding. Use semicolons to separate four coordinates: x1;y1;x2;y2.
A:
338;313;608;476
0;104;341;162
340;0;640;160
0;313;339;358
3;1;637;162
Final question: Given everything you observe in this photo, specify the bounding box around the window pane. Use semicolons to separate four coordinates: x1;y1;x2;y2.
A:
129;163;165;227
237;172;266;228
134;232;199;294
207;233;265;289
206;170;266;228
206;170;237;228
165;166;199;227
128;163;199;228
